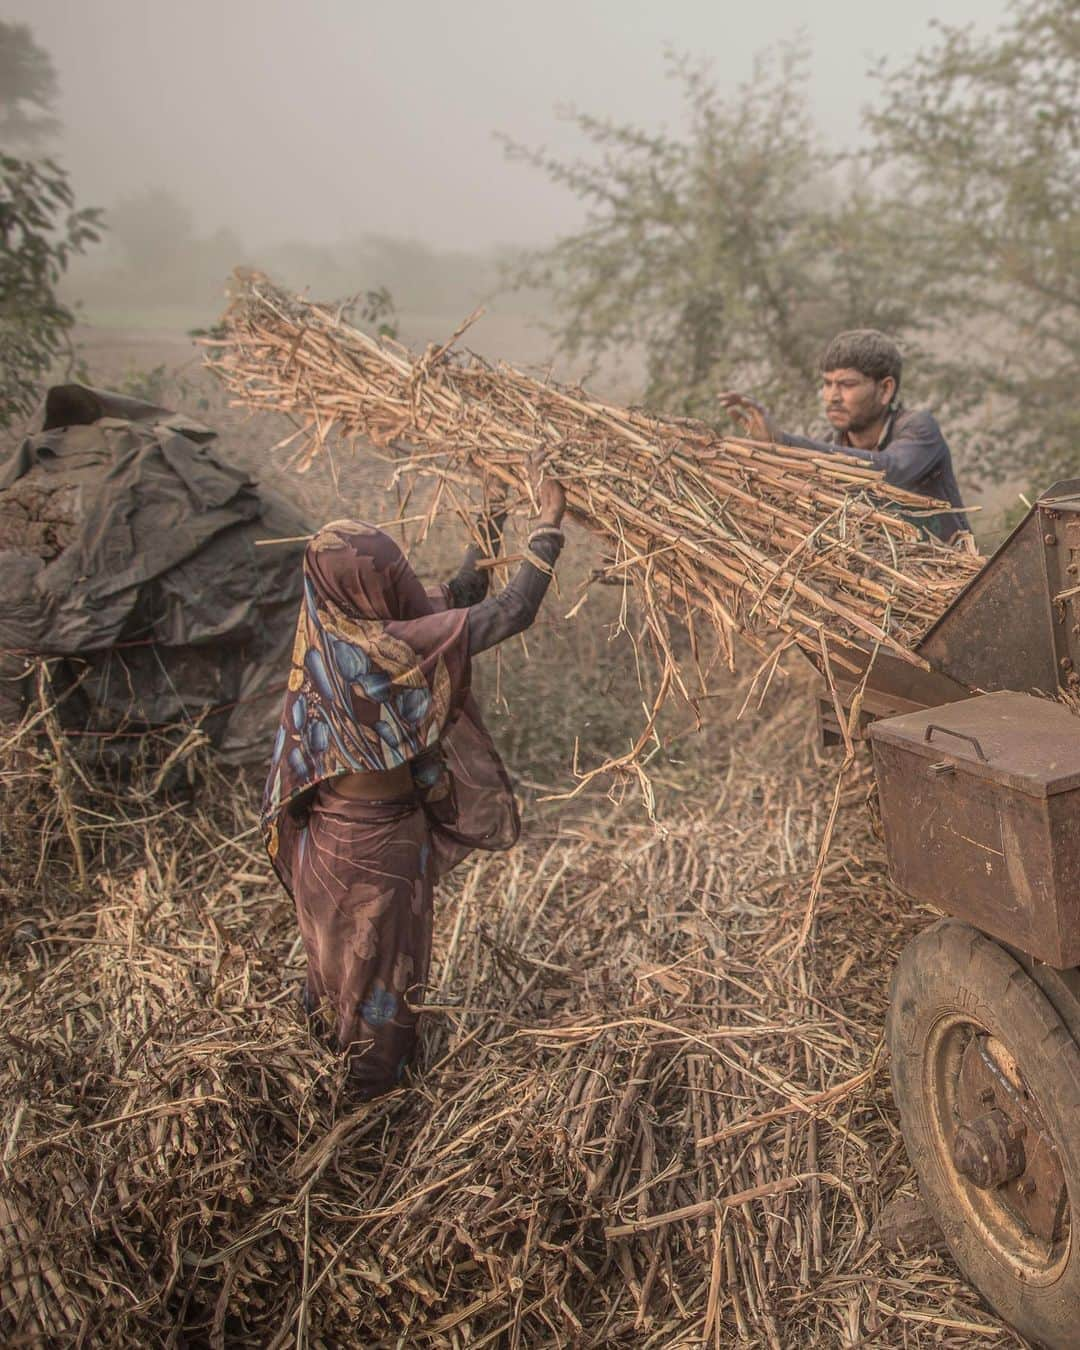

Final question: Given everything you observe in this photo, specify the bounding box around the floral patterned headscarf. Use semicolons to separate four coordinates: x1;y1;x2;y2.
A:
263;521;518;885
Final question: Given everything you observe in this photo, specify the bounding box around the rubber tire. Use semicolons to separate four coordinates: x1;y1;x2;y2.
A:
887;919;1080;1350
1005;947;1080;1046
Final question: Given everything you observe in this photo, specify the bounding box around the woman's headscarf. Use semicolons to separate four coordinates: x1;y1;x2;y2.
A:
262;521;519;888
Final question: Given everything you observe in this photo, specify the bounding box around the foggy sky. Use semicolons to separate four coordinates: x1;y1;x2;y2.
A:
13;1;1010;252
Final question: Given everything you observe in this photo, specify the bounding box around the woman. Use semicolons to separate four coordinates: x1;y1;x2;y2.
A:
262;476;567;1097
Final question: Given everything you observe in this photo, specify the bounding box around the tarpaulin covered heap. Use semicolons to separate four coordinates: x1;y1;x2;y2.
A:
0;384;308;763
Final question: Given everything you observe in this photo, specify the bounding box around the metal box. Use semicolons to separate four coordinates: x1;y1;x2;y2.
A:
869;691;1080;967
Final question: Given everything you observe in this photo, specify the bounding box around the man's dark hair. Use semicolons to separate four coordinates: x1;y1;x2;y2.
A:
819;329;902;394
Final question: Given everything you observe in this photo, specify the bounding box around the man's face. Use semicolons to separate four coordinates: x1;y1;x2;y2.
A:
821;368;895;436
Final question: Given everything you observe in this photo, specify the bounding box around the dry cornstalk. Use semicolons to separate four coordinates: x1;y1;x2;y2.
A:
204;274;981;785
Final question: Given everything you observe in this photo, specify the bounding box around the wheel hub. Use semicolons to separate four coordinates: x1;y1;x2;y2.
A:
954;1031;1068;1249
953;1108;1026;1190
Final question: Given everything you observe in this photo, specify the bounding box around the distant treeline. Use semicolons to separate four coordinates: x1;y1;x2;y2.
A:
62;188;548;327
12;0;1079;496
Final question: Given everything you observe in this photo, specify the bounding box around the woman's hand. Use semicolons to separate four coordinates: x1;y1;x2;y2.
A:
526;450;567;528
476;507;508;557
537;476;566;529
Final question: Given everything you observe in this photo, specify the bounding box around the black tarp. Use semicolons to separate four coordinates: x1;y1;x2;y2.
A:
0;385;308;764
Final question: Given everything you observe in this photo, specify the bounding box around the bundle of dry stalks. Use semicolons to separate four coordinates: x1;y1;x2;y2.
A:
0;667;1015;1347
206;276;981;680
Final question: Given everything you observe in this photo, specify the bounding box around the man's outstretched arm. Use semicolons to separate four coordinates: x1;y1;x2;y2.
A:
780;417;949;492
719;393;950;494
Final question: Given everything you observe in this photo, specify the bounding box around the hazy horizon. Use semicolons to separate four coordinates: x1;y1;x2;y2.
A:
12;1;1011;254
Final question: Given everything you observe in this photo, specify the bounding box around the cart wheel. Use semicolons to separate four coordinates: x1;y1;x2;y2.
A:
887;919;1080;1350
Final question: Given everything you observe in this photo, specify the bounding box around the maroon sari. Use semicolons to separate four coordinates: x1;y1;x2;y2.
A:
261;521;519;1093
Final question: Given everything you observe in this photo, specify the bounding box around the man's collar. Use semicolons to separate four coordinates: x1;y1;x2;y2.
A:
876;404;902;450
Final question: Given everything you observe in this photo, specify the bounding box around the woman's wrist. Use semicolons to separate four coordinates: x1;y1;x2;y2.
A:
528;524;565;544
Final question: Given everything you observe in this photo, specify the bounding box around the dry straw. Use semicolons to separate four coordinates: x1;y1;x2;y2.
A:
204;274;981;796
0;667;1015;1346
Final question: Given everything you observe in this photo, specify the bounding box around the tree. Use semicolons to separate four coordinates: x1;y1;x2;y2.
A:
867;0;1079;486
0;26;102;429
504;47;911;428
106;188;196;274
0;22;60;147
0;154;102;427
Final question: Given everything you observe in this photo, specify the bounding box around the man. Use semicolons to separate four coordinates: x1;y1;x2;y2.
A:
719;329;970;543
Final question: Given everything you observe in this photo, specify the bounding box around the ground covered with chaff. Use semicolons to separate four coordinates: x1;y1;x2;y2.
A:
0;665;1024;1349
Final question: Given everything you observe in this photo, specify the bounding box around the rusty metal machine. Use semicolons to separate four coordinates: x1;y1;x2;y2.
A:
818;481;1080;1349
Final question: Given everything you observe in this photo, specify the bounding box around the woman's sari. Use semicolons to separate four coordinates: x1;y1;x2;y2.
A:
261;521;518;1091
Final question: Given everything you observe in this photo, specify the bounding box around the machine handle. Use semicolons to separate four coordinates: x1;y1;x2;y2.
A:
923;724;988;762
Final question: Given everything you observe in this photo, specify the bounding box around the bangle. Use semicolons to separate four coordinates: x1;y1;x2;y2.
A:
528;526;565;546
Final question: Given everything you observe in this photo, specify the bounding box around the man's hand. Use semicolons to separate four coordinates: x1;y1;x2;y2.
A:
717;391;777;443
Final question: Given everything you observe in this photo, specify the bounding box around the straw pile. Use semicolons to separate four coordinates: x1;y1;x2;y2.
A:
0;666;1015;1347
205;274;981;685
